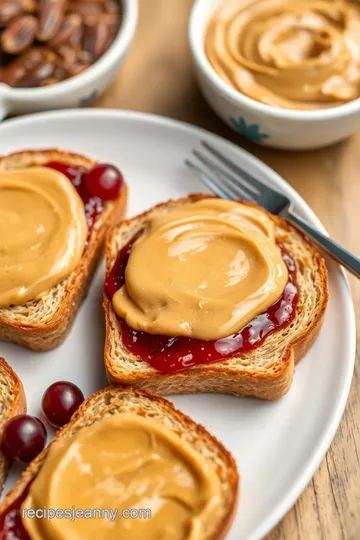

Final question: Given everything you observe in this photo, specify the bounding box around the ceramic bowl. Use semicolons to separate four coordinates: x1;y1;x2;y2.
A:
189;0;360;150
0;0;138;122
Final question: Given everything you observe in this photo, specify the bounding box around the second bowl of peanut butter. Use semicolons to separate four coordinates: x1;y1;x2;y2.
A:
189;0;360;149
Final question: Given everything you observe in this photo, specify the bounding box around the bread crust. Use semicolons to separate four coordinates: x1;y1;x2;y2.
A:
0;357;26;493
104;194;329;400
0;149;128;351
0;385;239;540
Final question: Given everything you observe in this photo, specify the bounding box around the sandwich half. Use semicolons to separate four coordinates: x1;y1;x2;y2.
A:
104;194;328;399
0;149;127;351
0;385;239;540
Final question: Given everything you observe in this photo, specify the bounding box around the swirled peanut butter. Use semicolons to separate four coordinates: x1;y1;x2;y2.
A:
21;414;222;540
205;0;360;109
113;198;288;340
0;167;87;308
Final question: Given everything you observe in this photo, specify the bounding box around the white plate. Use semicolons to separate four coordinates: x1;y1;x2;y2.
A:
0;109;356;540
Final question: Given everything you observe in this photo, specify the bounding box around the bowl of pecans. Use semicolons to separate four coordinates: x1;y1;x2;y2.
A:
0;0;138;120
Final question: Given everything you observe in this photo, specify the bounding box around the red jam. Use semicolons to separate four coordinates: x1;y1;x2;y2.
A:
105;234;299;373
45;162;104;239
0;481;31;540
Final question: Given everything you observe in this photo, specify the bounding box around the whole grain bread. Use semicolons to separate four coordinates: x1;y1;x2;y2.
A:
0;149;127;351
0;385;239;540
104;194;328;400
0;357;26;493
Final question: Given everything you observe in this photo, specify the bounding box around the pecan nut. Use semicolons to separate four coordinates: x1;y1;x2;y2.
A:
55;44;78;69
66;62;89;77
0;47;43;86
37;0;65;42
20;0;37;13
83;18;111;61
1;15;38;54
0;2;24;27
21;47;44;69
17;61;55;87
48;13;82;48
69;20;83;47
103;0;120;15
71;1;104;20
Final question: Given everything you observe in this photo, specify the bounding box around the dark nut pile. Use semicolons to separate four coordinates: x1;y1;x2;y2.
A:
0;0;121;88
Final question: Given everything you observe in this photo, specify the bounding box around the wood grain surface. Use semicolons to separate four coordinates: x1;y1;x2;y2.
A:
94;1;360;537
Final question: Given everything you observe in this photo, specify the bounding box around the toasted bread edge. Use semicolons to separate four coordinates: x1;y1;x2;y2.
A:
0;357;26;493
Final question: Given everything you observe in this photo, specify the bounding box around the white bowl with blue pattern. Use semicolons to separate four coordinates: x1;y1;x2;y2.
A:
0;0;138;122
189;0;360;150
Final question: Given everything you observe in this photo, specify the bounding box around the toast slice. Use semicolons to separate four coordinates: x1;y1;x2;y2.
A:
0;385;239;539
0;357;26;492
0;149;127;351
104;194;328;400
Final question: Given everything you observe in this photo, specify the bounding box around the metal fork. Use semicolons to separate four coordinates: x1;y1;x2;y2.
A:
185;141;360;279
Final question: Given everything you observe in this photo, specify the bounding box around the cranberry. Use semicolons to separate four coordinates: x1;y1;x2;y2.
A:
42;381;85;429
83;164;124;201
1;415;47;463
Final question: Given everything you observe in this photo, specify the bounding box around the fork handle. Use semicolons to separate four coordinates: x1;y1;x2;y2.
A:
287;211;360;279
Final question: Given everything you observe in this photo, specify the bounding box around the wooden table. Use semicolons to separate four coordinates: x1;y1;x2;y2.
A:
95;1;360;537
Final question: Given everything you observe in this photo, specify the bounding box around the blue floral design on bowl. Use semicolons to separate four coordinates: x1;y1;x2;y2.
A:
229;116;270;143
79;89;99;107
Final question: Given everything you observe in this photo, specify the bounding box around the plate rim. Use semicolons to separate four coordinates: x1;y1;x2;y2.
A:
0;108;356;540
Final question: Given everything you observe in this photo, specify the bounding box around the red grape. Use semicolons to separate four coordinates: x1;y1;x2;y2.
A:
42;381;84;429
83;164;124;200
1;415;47;463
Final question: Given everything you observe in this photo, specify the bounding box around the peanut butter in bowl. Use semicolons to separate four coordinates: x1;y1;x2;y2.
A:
205;0;360;110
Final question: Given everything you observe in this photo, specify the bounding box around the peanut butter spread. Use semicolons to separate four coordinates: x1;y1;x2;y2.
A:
0;167;87;308
21;414;222;540
205;0;360;109
113;198;288;340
